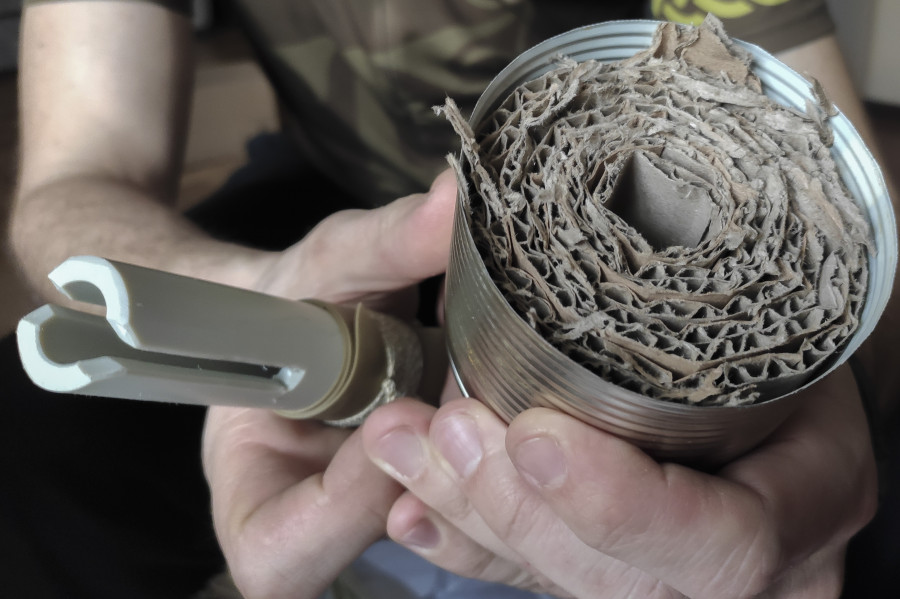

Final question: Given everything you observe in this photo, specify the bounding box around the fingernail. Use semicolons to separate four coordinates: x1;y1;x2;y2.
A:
434;413;483;479
512;436;567;489
400;517;440;550
372;427;426;480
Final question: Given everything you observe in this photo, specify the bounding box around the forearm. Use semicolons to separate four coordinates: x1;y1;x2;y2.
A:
10;2;274;302
10;176;273;301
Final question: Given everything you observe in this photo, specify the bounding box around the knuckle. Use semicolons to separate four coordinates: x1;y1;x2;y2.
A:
689;513;782;599
458;547;509;580
719;534;782;598
567;486;643;551
488;486;546;547
227;558;283;599
434;486;478;524
594;496;644;549
228;542;329;599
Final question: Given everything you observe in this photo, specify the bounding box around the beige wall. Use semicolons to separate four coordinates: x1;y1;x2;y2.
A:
828;0;900;106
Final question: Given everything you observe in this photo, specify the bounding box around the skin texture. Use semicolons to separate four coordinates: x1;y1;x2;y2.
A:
8;3;891;598
202;171;457;598
362;364;875;598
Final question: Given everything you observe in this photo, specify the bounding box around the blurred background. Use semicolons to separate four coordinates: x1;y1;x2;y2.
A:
2;0;900;333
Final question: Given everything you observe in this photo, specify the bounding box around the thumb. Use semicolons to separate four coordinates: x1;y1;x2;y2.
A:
301;169;457;301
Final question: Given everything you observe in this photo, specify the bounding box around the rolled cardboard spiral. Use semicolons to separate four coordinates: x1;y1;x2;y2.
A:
442;19;896;465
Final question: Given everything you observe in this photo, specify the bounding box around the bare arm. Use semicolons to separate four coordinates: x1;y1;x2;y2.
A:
778;34;900;413
10;2;272;302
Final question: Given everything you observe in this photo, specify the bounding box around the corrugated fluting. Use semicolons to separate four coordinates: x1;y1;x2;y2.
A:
445;20;897;465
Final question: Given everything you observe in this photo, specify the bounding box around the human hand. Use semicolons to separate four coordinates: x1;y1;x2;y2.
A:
250;171;455;316
202;170;456;599
361;363;877;598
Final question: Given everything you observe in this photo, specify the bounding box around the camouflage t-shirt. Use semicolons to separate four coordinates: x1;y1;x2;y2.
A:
25;0;833;203
227;0;832;204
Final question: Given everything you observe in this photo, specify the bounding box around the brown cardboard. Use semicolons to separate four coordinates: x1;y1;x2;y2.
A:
439;17;870;406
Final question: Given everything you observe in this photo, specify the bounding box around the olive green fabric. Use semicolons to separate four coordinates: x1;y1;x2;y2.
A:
22;0;832;204
228;0;832;206
230;1;642;205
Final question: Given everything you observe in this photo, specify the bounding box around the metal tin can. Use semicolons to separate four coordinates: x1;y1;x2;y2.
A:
444;20;897;465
